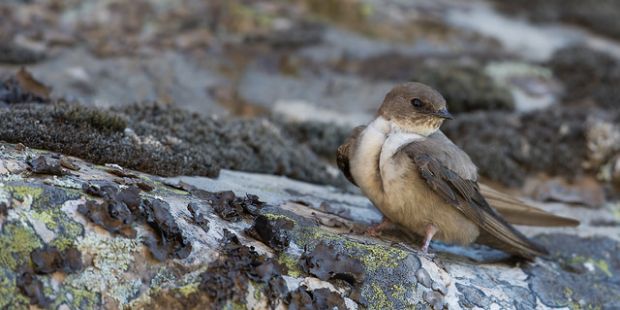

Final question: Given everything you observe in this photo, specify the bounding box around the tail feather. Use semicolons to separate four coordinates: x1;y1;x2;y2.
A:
480;184;579;227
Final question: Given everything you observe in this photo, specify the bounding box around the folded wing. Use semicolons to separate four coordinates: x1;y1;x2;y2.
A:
401;140;548;259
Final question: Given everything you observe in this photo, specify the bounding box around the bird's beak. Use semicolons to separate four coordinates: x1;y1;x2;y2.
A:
431;108;453;120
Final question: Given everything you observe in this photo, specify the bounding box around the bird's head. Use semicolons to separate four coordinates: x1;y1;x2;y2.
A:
378;82;452;136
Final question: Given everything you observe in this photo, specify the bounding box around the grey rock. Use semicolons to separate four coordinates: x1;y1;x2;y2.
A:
0;141;617;309
416;268;432;288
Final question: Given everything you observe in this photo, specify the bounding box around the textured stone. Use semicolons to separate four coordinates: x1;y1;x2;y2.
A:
0;142;615;309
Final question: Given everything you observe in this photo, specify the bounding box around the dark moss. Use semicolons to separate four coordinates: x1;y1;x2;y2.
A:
142;198;193;261
355;53;514;113
59;104;127;132
198;230;287;308
276;119;352;159
79;181;193;261
30;245;82;274
548;46;620;111
0;202;8;217
300;242;365;286
0;103;219;178
78;184;140;238
287;286;347;310
443;107;595;186
118;103;342;185
1;98;345;185
0;43;45;64
187;203;210;233
16;269;51;307
246;214;294;251
415;64;514;113
191;189;265;221
491;1;620;40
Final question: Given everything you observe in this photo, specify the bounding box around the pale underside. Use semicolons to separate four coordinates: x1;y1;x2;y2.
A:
349;117;480;245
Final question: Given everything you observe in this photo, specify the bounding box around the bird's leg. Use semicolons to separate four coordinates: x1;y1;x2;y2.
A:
366;217;393;236
421;223;438;253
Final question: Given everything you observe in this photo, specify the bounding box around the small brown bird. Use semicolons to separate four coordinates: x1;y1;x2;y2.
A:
337;82;578;259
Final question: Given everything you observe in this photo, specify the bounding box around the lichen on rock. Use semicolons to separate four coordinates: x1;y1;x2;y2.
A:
0;140;616;309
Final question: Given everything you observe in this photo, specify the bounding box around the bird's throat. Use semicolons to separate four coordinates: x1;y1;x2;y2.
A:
350;117;424;204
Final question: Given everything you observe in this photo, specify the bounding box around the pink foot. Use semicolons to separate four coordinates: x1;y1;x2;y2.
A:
421;223;438;253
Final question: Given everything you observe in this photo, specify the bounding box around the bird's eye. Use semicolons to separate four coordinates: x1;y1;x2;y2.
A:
410;98;423;108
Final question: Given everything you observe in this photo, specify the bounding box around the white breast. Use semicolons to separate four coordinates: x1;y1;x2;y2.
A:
349;117;388;202
350;117;424;205
379;129;424;171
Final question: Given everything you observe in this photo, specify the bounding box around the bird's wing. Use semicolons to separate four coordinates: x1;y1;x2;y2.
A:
400;139;548;258
430;131;578;227
480;184;579;227
425;131;479;181
336;125;366;186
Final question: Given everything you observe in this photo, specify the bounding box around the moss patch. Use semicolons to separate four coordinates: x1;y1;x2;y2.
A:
0;100;342;186
8;185;44;202
0;222;43;269
277;253;302;278
367;281;393;309
342;239;408;271
296;226;408;271
51;287;100;310
568;256;612;277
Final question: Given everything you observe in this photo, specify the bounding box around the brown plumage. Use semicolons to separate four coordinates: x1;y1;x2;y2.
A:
337;128;578;227
337;82;578;259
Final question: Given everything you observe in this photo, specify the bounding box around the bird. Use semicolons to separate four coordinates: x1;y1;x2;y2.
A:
336;82;578;259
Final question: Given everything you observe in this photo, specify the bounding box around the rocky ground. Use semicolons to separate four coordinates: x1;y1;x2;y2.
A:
1;0;620;309
1;142;619;309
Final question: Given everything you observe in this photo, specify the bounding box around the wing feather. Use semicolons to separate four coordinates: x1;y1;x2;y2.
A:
403;141;548;259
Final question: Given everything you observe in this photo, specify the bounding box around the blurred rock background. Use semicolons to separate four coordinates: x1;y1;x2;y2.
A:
2;0;620;308
3;0;620;200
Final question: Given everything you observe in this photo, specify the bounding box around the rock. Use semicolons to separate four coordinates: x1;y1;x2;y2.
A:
484;61;559;112
354;53;515;113
490;1;620;41
0;43;45;64
0;142;617;309
527;177;606;208
0;68;51;105
416;268;432;288
275;117;353;159
548;46;620;111
442;107;606;187
27;156;64;176
0;99;344;187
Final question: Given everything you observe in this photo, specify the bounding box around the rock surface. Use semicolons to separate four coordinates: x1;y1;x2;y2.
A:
1;142;618;309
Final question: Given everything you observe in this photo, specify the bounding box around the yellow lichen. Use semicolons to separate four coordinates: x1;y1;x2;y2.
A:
342;240;408;271
178;283;199;297
31;210;57;229
62;287;99;309
277;253;302;278
367;282;392;309
390;284;407;299
296;226;408;271
8;185;43;202
569;256;613;277
263;213;295;222
0;222;43;269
